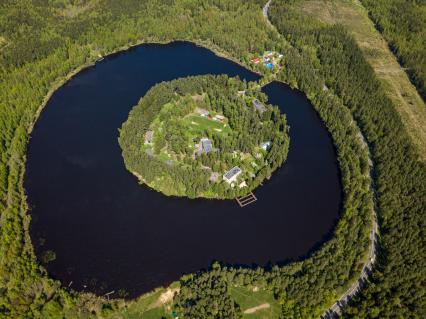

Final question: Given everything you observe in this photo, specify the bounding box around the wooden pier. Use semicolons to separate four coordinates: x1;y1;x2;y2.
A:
236;192;257;207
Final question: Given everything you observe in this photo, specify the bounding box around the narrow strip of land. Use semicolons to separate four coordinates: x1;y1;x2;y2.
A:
262;2;379;317
322;134;378;317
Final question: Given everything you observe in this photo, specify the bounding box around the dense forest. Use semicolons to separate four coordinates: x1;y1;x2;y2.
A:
360;0;426;100
119;75;289;199
0;0;423;318
269;0;426;317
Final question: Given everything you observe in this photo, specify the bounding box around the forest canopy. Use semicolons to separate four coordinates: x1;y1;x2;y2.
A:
119;75;289;199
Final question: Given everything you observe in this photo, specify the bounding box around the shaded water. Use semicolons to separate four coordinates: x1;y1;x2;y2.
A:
26;42;341;298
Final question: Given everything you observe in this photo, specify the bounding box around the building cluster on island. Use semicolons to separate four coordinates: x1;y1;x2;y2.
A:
143;98;272;189
251;50;283;70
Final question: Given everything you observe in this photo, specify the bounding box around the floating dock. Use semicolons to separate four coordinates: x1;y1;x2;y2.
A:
236;192;257;207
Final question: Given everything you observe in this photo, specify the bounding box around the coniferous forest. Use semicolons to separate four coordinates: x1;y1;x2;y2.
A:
0;0;424;318
119;75;289;199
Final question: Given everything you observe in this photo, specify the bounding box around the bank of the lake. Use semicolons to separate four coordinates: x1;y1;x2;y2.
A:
25;41;341;298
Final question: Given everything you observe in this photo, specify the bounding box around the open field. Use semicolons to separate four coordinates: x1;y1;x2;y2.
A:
108;285;179;319
298;0;426;160
184;114;231;134
229;286;280;319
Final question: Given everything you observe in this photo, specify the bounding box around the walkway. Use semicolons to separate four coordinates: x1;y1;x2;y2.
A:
262;0;274;28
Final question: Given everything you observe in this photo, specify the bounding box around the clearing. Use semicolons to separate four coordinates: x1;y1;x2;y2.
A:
229;286;280;319
298;0;426;160
244;303;271;314
108;284;179;319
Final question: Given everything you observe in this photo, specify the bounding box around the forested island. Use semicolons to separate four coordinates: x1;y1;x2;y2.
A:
119;75;289;199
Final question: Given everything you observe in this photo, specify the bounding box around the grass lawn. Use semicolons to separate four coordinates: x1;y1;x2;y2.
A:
230;286;281;319
108;283;180;319
185;114;231;135
297;0;426;160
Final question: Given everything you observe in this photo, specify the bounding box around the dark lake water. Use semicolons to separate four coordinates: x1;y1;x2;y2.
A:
26;41;341;298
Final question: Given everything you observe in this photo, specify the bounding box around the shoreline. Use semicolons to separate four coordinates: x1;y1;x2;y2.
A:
27;38;262;136
26;37;374;313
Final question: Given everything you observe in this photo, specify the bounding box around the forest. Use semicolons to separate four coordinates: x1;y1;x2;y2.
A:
0;0;424;318
119;75;289;199
360;0;426;100
269;0;425;317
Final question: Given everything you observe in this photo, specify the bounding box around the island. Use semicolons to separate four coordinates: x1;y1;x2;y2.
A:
119;75;289;199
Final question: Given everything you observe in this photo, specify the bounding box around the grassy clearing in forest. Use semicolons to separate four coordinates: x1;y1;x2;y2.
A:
298;0;426;160
107;284;179;319
229;286;280;319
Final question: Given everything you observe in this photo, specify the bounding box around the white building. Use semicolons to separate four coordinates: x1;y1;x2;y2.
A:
144;130;154;144
223;166;242;184
196;108;209;117
260;141;271;151
200;137;213;154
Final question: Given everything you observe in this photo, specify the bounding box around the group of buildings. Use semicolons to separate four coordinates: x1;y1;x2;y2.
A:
196;108;225;122
251;50;283;70
144;102;272;189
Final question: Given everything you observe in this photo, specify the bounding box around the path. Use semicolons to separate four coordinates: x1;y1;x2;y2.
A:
262;0;273;28
244;303;270;314
321;131;378;318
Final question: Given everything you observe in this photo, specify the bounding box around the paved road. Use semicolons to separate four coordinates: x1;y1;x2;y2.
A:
261;2;379;317
321;132;378;318
262;0;273;27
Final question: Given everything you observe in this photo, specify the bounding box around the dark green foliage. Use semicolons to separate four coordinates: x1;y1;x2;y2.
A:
119;75;289;199
269;1;426;317
0;0;422;318
175;263;242;319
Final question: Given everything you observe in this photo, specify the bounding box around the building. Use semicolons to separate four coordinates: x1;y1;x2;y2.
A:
251;57;261;64
213;114;225;122
200;137;213;154
253;99;266;114
223;166;242;184
239;181;247;188
260;141;271;151
196;108;209;117
144;130;154;144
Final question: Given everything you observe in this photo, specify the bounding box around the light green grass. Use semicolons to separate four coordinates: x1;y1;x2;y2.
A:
185;114;231;134
230;286;280;319
108;283;180;319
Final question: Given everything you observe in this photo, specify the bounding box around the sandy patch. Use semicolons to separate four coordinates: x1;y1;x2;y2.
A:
244;303;270;314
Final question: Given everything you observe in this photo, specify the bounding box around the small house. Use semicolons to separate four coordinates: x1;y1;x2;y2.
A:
144;130;154;144
200;138;213;154
223;166;242;184
214;114;225;122
239;181;247;188
260;141;271;151
253;99;266;114
196;108;209;117
251;57;261;64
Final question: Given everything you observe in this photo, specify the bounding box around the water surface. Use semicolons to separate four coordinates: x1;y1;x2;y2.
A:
26;42;341;298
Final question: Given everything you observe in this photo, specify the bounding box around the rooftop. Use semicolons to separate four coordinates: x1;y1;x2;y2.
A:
253;99;266;113
223;166;242;181
201;137;213;153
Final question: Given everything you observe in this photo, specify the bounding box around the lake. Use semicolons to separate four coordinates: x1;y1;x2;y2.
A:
25;41;341;298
